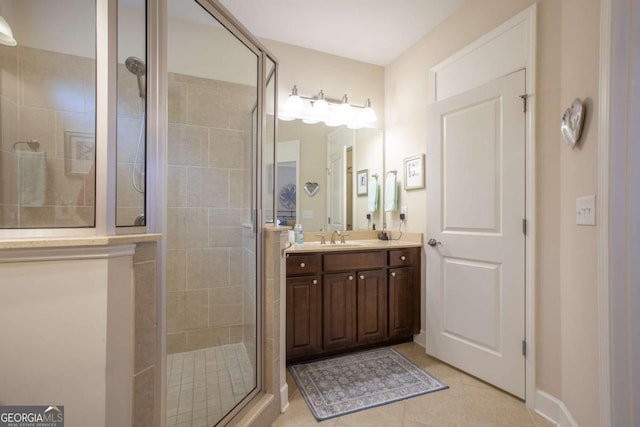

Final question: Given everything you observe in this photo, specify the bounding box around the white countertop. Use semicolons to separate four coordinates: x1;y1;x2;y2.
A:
285;231;422;253
0;234;162;250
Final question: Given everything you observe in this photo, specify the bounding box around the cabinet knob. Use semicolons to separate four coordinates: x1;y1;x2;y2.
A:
400;255;406;261
300;262;306;268
391;272;396;277
312;279;318;285
348;275;353;281
359;274;365;280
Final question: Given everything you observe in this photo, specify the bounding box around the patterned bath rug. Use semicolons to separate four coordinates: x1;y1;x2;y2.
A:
289;347;448;420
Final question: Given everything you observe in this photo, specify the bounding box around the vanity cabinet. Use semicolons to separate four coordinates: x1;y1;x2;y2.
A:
388;267;413;338
286;247;421;363
356;269;388;344
388;249;417;339
286;254;322;360
322;272;356;350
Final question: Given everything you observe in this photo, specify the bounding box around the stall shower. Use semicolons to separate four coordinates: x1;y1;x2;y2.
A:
164;0;264;425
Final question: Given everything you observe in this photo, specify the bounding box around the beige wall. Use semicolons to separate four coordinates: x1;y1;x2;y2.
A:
0;245;136;427
384;0;601;425
558;0;601;422
261;39;385;128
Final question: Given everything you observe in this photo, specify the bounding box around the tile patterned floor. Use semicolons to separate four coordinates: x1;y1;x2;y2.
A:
166;343;255;427
274;342;555;427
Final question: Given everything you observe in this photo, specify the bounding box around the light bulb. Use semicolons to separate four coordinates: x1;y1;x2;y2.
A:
284;94;303;115
337;97;354;124
0;16;17;46
359;99;377;123
309;90;329;123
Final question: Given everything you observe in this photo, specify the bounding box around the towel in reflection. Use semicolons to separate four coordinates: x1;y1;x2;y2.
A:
367;178;378;212
15;150;46;206
384;172;397;212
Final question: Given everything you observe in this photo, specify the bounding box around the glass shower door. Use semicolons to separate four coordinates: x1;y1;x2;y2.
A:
165;0;261;425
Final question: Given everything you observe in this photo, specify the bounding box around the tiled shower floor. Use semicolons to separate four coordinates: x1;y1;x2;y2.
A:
166;343;255;427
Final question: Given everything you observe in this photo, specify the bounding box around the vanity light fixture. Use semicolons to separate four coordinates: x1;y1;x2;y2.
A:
311;90;330;118
0;16;17;46
279;85;378;128
281;85;304;121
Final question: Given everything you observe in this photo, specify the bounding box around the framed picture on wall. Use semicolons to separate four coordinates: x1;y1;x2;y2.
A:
65;131;95;176
404;154;425;190
356;169;368;196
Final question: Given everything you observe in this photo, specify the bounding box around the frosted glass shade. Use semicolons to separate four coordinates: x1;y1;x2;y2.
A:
0;16;16;46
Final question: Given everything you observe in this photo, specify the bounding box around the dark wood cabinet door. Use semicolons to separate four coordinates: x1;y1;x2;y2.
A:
322;272;357;351
388;267;413;338
286;276;321;359
356;269;388;344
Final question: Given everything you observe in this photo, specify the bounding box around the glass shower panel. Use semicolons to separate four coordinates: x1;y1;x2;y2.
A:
264;58;276;223
0;0;96;228
166;1;259;425
116;0;146;226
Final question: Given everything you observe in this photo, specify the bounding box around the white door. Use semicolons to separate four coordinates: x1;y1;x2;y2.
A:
426;70;526;398
326;128;353;231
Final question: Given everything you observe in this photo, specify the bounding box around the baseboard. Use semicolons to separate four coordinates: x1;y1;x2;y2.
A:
280;383;289;413
414;330;427;348
535;390;579;427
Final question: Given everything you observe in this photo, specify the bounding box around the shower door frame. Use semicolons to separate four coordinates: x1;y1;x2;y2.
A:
152;0;278;425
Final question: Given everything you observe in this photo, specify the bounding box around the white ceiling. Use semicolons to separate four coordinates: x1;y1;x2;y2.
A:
217;0;467;66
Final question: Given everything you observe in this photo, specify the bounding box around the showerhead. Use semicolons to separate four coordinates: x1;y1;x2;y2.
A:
125;56;145;76
125;56;146;99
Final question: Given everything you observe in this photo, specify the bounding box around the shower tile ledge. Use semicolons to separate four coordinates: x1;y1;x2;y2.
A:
0;233;162;250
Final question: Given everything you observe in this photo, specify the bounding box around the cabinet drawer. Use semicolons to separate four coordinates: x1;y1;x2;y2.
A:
389;249;413;267
287;254;321;275
323;251;386;272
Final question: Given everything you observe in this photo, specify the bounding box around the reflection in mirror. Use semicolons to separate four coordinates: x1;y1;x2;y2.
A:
0;0;96;229
116;0;146;226
166;0;260;425
276;119;383;231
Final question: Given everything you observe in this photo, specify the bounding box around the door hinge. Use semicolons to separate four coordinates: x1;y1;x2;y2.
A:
328;216;331;225
519;94;530;113
522;340;527;357
522;218;528;235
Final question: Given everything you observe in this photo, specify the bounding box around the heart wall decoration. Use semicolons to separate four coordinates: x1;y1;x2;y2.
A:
561;98;586;149
304;182;319;197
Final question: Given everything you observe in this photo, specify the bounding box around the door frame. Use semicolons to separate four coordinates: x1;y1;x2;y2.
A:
326;127;354;230
598;0;639;425
427;5;537;406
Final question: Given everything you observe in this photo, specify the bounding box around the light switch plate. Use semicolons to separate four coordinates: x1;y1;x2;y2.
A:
576;195;596;225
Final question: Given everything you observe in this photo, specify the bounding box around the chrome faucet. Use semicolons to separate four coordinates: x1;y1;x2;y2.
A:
330;230;342;244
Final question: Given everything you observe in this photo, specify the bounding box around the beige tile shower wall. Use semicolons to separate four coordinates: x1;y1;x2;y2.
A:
116;63;146;225
243;225;257;374
166;72;255;354
0;44;18;227
133;242;158;427
0;45;95;228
